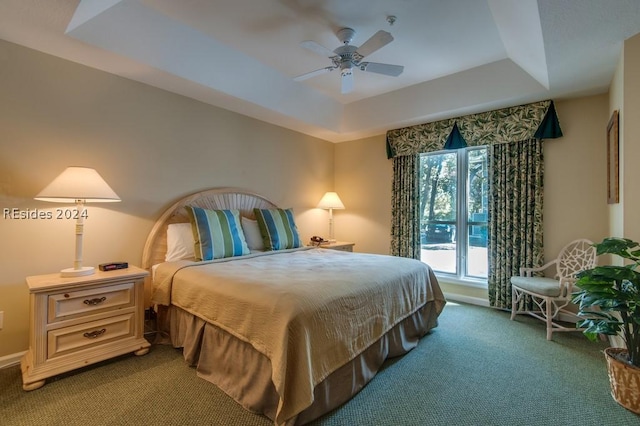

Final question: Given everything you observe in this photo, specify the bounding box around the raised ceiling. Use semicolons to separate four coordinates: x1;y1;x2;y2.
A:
1;0;639;142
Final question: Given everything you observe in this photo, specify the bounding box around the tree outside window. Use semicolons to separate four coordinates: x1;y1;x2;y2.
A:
419;147;488;281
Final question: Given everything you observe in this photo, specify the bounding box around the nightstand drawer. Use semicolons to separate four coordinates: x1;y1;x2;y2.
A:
48;282;135;323
47;312;135;359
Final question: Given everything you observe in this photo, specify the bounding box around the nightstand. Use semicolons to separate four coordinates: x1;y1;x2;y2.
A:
21;266;150;391
317;241;355;252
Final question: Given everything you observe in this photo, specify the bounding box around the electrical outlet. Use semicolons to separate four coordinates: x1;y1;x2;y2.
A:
0;311;3;330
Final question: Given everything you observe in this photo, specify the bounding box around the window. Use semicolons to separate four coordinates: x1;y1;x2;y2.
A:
419;147;488;281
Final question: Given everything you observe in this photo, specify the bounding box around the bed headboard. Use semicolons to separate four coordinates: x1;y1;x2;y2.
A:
141;187;278;270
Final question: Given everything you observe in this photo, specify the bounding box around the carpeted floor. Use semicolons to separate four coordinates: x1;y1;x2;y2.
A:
1;302;638;425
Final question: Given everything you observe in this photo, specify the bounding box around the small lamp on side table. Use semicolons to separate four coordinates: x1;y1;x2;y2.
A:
35;166;121;277
317;191;345;242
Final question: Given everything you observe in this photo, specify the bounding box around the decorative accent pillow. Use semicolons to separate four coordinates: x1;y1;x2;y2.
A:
185;206;250;261
241;217;264;251
165;223;195;262
253;208;303;251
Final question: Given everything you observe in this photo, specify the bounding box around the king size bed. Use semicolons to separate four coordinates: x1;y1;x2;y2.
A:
142;188;446;425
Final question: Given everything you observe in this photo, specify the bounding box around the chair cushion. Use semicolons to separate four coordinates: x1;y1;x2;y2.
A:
510;276;561;297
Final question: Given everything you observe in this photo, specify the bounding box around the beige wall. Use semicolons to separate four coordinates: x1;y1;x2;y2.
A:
622;33;640;242
609;41;625;239
544;95;610;257
333;135;392;255
604;32;640;265
0;40;335;357
335;95;611;303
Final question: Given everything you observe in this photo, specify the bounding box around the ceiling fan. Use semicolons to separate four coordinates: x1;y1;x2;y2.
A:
294;27;404;94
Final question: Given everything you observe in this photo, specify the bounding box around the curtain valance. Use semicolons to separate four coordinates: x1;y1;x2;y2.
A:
386;100;562;158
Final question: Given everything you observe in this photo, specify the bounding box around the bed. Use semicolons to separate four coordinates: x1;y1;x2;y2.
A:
141;188;446;425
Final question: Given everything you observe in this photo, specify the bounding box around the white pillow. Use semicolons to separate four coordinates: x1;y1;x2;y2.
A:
165;223;195;261
242;217;264;251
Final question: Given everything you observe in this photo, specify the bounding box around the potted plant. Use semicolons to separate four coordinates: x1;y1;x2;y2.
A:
572;237;640;414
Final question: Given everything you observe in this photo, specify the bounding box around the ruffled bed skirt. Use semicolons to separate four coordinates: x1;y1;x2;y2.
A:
158;301;441;425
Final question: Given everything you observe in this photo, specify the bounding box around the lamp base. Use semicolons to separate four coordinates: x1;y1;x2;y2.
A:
60;266;95;277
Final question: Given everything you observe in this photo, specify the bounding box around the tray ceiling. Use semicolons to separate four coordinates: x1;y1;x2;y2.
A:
1;0;639;142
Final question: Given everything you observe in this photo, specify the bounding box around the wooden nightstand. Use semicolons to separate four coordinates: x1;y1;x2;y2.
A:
317;241;355;252
21;266;150;391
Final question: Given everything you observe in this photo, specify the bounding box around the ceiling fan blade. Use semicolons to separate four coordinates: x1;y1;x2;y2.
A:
300;40;337;58
355;30;394;58
341;71;354;94
293;66;335;81
359;62;404;77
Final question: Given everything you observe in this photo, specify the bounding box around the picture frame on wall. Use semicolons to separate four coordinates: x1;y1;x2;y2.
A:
607;109;619;204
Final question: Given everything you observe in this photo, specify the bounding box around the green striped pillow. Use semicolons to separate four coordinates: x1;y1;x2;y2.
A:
254;208;302;251
185;206;250;261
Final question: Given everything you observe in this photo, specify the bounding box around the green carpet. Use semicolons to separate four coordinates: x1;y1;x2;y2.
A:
1;302;638;425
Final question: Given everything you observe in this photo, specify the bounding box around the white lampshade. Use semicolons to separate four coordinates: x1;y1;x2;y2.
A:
35;167;120;277
35;167;120;203
317;192;345;210
317;192;345;242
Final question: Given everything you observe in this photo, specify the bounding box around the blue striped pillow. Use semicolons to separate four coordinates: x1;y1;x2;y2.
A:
185;207;250;261
254;208;302;251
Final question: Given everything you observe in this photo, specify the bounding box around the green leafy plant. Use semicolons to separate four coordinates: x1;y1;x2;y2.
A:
572;237;640;368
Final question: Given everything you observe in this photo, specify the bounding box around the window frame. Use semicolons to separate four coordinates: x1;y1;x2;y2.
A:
419;146;488;286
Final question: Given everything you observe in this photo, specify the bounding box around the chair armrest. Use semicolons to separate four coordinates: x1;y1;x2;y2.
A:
563;276;579;287
560;277;577;297
519;259;558;277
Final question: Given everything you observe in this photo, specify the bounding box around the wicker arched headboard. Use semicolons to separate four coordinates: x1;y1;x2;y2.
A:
141;187;278;271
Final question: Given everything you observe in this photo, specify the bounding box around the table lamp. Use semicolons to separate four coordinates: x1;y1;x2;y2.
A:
317;191;345;242
35;167;121;277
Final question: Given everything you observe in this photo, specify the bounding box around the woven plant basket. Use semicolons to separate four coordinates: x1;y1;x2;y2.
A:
604;347;640;414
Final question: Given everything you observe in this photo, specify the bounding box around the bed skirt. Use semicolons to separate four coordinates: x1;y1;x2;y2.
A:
158;301;441;425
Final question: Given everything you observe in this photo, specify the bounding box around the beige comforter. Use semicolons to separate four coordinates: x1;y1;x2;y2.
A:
153;247;445;425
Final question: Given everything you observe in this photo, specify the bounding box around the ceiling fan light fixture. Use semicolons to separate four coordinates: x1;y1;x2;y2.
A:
295;26;403;93
340;60;353;75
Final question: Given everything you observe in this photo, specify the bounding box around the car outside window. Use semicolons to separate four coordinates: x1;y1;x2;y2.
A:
419;147;488;281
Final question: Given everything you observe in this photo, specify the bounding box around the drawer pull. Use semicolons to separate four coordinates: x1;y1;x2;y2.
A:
83;328;107;339
83;297;107;306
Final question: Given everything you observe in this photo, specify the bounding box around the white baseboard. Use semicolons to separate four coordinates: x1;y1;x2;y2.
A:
0;351;26;370
442;294;580;325
443;292;490;307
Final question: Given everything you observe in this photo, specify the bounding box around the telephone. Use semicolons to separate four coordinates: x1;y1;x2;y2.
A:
310;235;327;245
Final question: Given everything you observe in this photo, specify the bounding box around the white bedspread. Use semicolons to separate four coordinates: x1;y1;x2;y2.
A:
153;247;445;425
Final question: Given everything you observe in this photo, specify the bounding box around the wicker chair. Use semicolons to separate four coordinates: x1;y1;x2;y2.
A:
510;239;597;340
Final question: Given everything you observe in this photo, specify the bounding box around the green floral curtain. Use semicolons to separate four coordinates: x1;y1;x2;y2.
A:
386;100;560;310
390;154;421;258
488;139;544;309
386;100;556;158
